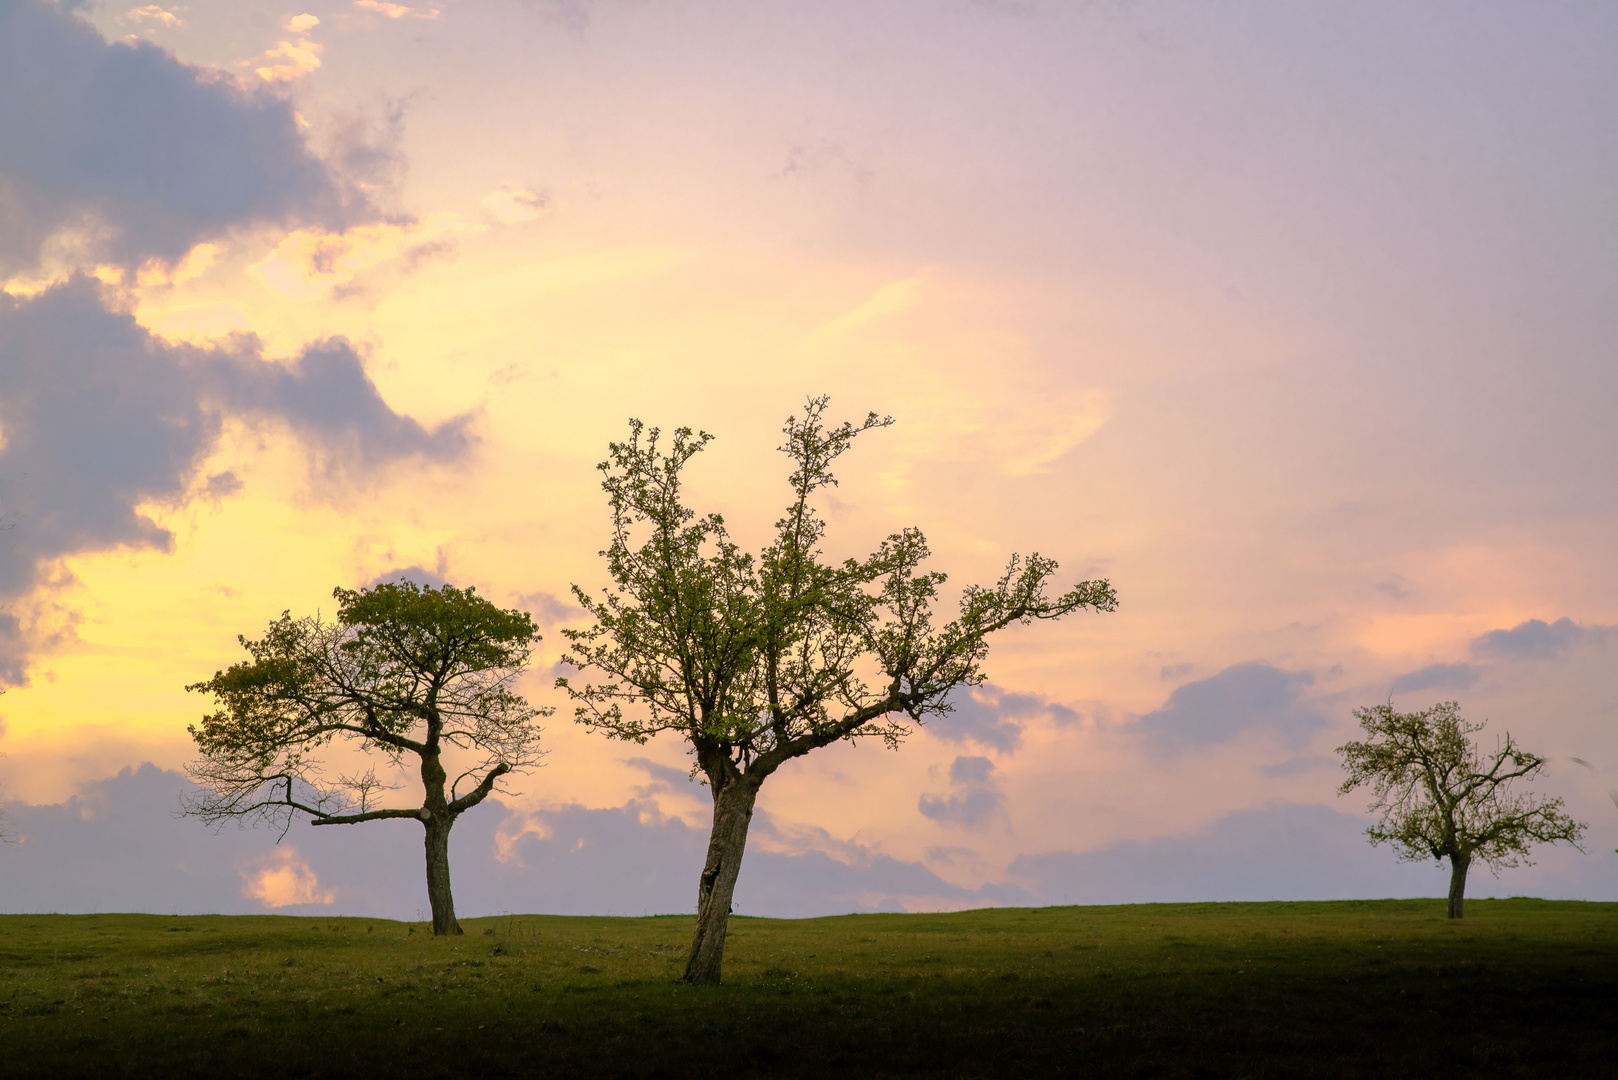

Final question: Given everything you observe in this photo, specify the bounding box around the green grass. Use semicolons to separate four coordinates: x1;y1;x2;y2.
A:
0;899;1613;1077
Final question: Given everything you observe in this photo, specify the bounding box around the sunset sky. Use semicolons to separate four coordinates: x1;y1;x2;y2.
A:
2;0;1616;916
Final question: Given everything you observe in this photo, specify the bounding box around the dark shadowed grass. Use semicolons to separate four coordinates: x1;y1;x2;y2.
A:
0;899;1613;1078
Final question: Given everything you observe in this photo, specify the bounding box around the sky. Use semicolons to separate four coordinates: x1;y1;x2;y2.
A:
2;0;1617;918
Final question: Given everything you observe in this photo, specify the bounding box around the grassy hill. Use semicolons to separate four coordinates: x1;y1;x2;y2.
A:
0;899;1613;1077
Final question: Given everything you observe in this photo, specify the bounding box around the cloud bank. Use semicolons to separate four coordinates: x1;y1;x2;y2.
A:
0;2;467;684
0;0;364;275
4;764;1610;919
1472;618;1613;661
0;278;471;682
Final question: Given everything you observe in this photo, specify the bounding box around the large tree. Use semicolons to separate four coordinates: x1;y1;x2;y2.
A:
1338;700;1585;919
186;581;547;935
559;397;1117;983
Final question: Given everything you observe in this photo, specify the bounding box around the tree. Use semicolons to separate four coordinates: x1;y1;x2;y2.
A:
185;581;547;935
1338;700;1585;919
559;397;1117;983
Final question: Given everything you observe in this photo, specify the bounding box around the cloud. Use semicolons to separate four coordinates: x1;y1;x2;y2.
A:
1471;617;1612;660
362;565;452;591
217;340;472;471
481;188;546;225
4;766;1612;918
623;756;701;799
927;683;1081;752
0;764;425;916
243;847;335;907
1389;661;1481;696
254;35;323;84
354;0;442;19
1259;754;1336;779
0;277;472;682
918;755;1004;829
514;590;585;629
249;214;481;302
126;5;180;27
0;0;363;275
0;765;995;918
1135;662;1325;750
1002;803;1448;904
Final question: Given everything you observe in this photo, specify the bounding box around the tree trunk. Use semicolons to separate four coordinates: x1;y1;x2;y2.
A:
423;814;463;936
1446;852;1470;920
682;778;760;985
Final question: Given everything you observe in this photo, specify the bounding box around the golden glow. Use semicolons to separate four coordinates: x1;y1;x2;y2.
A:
354;1;440;20
7;2;1616;895
254;37;322;83
243;848;335;907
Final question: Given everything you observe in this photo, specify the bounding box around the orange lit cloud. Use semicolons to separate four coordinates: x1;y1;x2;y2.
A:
243;848;335;907
126;5;180;27
354;0;441;19
254;31;322;82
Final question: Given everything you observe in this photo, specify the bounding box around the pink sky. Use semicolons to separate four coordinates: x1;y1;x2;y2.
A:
1;0;1614;914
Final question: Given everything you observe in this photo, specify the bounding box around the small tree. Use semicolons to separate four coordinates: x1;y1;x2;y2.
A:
1338;700;1585;919
186;581;547;935
560;397;1117;983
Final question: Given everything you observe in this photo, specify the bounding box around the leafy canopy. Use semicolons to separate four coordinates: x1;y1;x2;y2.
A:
558;397;1117;778
1338;701;1584;869
186;581;546;830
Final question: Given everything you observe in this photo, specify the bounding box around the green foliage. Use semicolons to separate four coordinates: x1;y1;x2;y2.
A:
1337;701;1585;869
185;581;547;831
558;396;1117;778
2;903;1616;1077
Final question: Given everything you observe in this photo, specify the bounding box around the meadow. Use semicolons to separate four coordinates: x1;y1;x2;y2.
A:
0;900;1613;1078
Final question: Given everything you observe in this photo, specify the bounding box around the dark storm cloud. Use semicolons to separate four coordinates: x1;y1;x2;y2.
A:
0;0;362;273
0;279;472;682
1135;663;1325;750
1389;661;1481;696
1471;617;1612;660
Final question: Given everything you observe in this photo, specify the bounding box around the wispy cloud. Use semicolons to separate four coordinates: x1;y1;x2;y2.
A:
126;5;181;27
481;188;547;224
355;0;441;19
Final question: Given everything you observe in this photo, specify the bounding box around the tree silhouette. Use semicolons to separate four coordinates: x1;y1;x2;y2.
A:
560;397;1116;983
185;581;547;934
1338;700;1584;918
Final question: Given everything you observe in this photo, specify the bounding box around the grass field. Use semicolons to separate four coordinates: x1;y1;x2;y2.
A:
0;899;1613;1078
